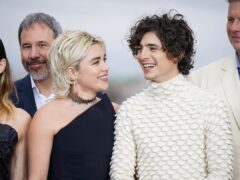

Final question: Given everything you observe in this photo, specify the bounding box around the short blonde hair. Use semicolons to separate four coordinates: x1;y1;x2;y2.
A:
49;30;105;97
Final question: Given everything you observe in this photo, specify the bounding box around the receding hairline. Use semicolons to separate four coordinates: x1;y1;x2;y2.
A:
20;22;56;37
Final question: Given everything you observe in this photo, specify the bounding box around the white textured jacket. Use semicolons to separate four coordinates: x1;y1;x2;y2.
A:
110;75;233;180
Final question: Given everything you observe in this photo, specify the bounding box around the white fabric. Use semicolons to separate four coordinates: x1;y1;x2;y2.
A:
110;75;233;180
30;76;55;109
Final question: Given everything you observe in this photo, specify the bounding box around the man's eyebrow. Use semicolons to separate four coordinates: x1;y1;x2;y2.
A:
146;43;160;47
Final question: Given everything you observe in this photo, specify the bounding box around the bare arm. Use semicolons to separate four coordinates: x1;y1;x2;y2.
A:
28;109;55;180
10;109;31;180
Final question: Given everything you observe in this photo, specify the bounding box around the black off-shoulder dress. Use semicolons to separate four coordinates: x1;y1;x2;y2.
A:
47;94;116;180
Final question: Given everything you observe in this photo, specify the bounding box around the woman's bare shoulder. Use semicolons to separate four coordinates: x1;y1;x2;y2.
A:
34;99;63;121
30;99;68;135
14;107;31;139
14;108;31;126
15;108;31;120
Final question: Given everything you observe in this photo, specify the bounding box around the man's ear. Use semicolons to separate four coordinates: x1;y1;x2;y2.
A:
0;58;7;74
65;67;77;81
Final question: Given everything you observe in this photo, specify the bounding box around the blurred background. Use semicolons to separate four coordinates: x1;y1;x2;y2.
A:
0;0;233;103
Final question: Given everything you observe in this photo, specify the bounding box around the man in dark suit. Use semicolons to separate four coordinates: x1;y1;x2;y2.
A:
11;12;62;117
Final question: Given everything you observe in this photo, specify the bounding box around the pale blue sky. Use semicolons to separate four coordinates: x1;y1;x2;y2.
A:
0;0;233;81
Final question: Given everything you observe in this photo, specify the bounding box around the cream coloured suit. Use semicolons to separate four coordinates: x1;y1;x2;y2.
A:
190;55;240;180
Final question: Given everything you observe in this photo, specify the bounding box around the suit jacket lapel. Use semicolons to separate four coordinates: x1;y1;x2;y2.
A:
18;75;37;117
219;57;240;129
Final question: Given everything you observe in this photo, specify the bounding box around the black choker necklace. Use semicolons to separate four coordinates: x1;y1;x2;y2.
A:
68;92;97;105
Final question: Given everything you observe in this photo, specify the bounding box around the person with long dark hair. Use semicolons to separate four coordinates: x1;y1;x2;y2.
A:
0;39;30;180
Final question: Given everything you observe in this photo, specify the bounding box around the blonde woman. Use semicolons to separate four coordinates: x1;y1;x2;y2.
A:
28;30;119;180
0;39;30;180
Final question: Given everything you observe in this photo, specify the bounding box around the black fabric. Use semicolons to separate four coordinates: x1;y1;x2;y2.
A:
47;94;115;180
0;124;18;180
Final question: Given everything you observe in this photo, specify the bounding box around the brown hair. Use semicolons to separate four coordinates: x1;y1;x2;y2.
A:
227;0;240;3
0;39;15;118
128;10;195;75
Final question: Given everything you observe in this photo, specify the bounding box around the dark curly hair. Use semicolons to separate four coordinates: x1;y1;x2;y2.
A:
128;10;195;75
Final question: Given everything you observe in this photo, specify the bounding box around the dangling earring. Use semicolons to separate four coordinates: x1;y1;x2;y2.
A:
72;79;78;94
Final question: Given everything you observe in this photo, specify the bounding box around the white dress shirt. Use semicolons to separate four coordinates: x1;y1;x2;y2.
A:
30;76;55;109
